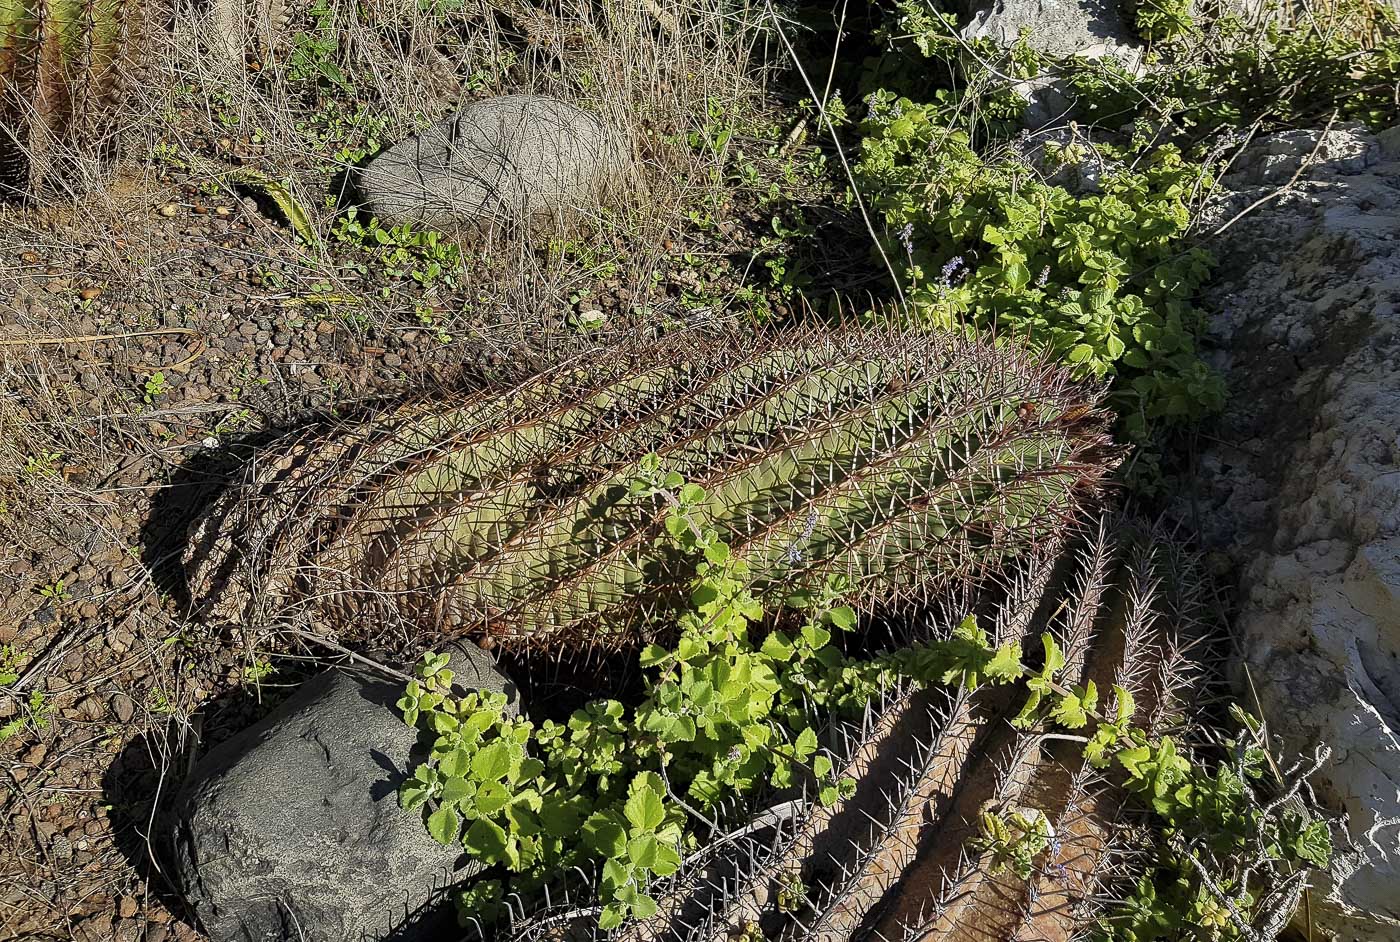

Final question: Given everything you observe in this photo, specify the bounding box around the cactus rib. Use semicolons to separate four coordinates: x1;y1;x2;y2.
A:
491;525;1203;942
186;329;1118;648
0;0;130;191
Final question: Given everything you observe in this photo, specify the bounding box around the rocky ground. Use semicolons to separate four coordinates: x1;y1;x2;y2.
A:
0;24;860;939
5;2;1400;941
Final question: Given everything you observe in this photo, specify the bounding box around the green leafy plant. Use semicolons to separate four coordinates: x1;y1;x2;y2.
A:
396;453;1108;927
1129;0;1196;43
1066;4;1400;134
397;462;898;926
861;1;1042;131
35;578;70;602
143;372;170;403
855;96;1222;439
0;688;53;744
404;494;1332;940
332;208;464;293
972;806;1054;879
287;0;351;91
0;645;21;685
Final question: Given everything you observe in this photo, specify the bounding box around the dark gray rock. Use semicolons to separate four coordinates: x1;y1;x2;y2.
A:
170;644;517;942
357;95;625;231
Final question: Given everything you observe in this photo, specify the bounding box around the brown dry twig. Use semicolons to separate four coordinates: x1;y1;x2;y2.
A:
0;327;207;374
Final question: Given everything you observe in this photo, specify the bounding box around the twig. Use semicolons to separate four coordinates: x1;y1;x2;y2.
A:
763;1;906;310
278;626;416;683
1209;110;1339;238
0;327;207;374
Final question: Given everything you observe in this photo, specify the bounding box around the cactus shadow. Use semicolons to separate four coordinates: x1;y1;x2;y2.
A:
136;427;286;614
100;679;284;939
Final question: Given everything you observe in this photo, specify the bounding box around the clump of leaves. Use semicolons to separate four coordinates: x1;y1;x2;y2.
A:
1128;0;1196;43
398;460;1331;937
855;98;1222;439
973;806;1054;879
397;456;1026;927
859;0;1042;131
332;208;464;295
1097;712;1334;940
1068;3;1400;136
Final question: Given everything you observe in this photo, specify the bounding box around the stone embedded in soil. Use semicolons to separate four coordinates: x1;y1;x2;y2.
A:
357;94;625;231
168;643;517;942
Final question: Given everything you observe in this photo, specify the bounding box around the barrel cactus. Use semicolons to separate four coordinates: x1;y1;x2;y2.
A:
185;328;1120;647
496;524;1203;942
0;0;134;191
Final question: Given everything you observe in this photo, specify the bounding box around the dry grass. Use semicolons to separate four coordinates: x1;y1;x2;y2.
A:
0;2;860;937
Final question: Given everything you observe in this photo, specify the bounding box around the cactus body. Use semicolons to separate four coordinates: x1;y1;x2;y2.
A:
185;329;1118;646
0;0;131;192
502;525;1200;942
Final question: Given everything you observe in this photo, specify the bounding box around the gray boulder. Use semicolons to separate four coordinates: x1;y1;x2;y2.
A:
1184;124;1400;941
169;644;517;942
959;0;1145;128
357;95;625;231
1222;121;1380;187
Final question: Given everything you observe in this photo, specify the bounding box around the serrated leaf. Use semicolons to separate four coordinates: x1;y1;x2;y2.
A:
438;747;469;779
624;782;666;832
475;780;510;815
639;644;671;667
1051;680;1097;729
540;797;586;837
582;812;627;857
985;641;1024;684
440;775;472;806
627;832;662;869
471;741;511;782
427;804;461;846
598;905;625;930
463;817;509;860
1293;818;1333;868
399;784;430;811
631;893;659;919
1011;689;1044;729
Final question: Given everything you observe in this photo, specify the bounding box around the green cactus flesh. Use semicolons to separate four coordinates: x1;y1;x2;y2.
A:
185;329;1119;646
0;0;128;189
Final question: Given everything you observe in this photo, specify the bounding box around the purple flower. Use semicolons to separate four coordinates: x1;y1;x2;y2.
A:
784;509;818;564
896;222;915;257
1036;265;1051;287
941;255;966;286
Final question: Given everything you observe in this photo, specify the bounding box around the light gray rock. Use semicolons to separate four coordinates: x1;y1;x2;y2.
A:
1184;124;1400;941
357;95;625;231
1223;121;1380;187
170;644;517;942
959;0;1145;128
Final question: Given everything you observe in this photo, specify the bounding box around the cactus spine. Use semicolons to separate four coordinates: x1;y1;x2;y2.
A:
186;328;1119;647
500;524;1199;942
0;0;132;192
